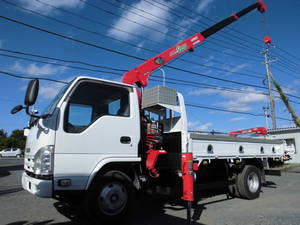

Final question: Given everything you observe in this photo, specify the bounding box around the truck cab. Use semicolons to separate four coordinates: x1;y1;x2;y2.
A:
22;76;141;197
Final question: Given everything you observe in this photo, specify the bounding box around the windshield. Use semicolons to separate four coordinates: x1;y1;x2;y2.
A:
42;82;72;115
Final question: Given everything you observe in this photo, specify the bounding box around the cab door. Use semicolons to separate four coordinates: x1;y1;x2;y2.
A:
54;79;140;190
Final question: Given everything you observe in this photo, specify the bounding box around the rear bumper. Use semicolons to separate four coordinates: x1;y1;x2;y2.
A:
22;172;52;197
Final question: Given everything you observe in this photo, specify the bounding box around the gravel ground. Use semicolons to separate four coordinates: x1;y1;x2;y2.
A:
1;159;300;225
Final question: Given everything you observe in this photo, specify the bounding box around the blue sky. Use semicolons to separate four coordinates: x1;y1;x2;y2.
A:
0;0;300;134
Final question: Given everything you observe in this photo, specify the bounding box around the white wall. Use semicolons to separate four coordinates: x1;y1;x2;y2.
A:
269;131;300;163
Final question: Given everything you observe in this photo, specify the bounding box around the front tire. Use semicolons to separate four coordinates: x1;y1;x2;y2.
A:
85;176;136;223
237;165;261;199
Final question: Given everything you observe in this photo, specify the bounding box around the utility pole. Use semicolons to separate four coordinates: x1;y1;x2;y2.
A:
262;106;270;128
262;36;277;129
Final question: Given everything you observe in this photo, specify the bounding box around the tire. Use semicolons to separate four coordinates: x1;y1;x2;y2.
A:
85;176;136;224
237;165;261;200
0;154;2;158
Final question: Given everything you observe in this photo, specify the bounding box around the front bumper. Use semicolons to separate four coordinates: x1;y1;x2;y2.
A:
22;172;52;198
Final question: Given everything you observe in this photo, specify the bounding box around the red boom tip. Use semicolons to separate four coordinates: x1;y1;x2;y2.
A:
258;0;267;13
264;36;272;45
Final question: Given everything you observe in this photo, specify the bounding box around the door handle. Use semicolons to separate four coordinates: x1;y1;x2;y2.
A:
120;136;131;144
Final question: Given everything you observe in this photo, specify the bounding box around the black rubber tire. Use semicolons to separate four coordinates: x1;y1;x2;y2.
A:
237;165;261;200
84;176;136;224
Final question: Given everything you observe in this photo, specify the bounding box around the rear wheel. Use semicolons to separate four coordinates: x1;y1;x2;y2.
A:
85;176;136;223
237;165;261;199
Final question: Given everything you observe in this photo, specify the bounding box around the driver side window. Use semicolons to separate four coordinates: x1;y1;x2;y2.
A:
64;80;130;133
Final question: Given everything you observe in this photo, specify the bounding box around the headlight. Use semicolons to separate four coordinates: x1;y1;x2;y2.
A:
34;145;54;175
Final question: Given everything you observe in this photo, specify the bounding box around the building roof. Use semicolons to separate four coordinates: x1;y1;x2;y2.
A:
268;127;300;135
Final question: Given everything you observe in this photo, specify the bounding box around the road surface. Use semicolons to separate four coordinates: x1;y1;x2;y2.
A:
1;158;300;225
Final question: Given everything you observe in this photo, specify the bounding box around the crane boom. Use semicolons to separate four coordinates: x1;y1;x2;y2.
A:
122;0;266;88
229;127;267;137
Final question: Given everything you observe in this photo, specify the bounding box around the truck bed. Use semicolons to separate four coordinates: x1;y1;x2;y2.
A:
189;132;285;160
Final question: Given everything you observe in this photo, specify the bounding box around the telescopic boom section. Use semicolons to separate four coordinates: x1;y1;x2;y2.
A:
122;0;266;88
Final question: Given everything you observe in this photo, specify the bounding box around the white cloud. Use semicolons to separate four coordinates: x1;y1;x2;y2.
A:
39;76;74;99
107;0;171;42
229;117;247;122
219;88;267;112
175;0;216;39
188;120;200;128
197;122;213;131
224;63;249;75
39;83;64;99
189;87;267;112
11;62;66;76
281;85;298;95
196;0;215;14
188;120;213;131
189;88;219;95
18;0;83;15
293;80;300;85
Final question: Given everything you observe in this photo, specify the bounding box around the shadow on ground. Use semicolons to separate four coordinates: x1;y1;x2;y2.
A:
0;165;23;178
51;190;234;225
5;180;277;225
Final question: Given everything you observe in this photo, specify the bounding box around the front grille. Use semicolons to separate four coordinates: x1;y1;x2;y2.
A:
25;170;53;180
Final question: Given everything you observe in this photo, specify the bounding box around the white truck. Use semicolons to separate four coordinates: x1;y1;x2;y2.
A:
11;1;287;223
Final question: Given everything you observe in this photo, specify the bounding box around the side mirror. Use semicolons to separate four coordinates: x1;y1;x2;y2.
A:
24;79;39;106
11;105;24;114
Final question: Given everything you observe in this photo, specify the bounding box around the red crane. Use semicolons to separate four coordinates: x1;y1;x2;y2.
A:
229;127;268;137
121;1;267;223
122;0;266;88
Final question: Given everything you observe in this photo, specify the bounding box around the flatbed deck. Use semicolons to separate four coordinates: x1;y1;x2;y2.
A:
189;133;285;160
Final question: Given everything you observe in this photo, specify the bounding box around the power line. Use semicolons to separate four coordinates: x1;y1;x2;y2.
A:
2;0;264;79
2;15;300;101
0;48;127;72
3;49;300;106
85;0;263;59
0;69;68;83
186;103;291;121
0;48;275;97
77;0;264;61
167;0;263;46
101;0;262;54
0;68;296;120
0;52;268;99
0;68;292;121
144;0;263;51
25;0;265;76
277;46;300;64
0;15;267;87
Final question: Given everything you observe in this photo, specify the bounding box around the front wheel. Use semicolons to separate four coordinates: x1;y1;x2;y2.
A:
237;165;261;200
85;176;136;223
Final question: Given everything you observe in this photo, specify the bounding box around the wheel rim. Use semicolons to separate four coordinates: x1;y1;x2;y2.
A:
98;182;128;216
247;171;259;193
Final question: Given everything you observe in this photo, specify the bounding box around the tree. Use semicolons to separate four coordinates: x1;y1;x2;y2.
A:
10;129;26;151
0;129;7;138
0;129;26;152
0;129;8;150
